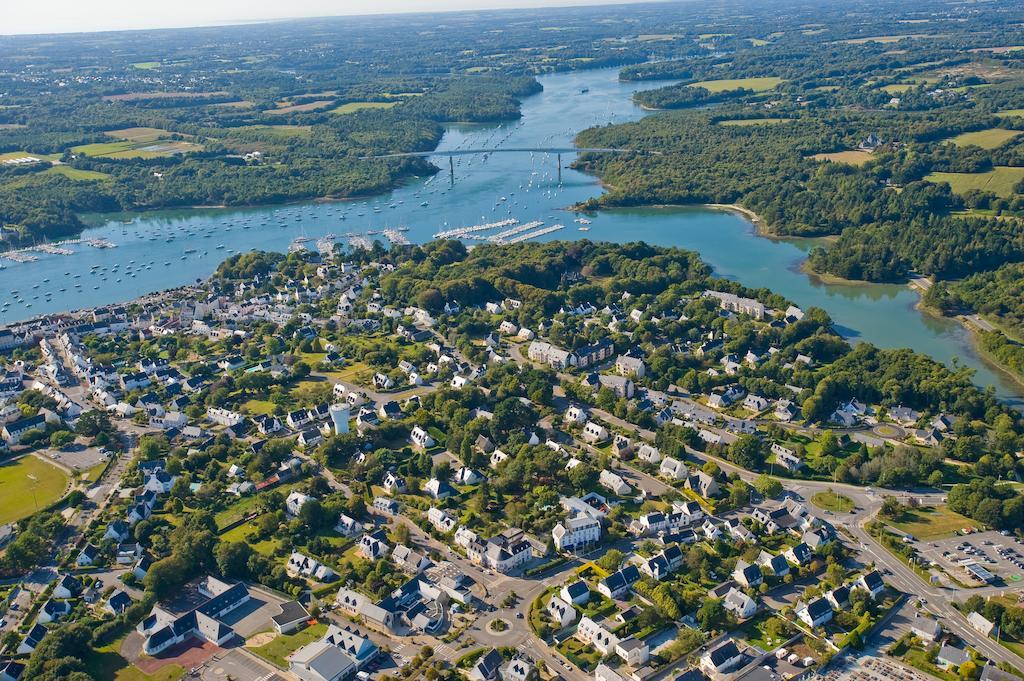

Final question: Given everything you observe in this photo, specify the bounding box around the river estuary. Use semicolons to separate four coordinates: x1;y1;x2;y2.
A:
0;67;1019;404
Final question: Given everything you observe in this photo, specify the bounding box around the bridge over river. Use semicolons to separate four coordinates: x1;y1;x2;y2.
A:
363;146;655;181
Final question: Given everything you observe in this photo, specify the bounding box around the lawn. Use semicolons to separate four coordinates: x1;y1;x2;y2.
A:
219;518;282;555
809;150;874;165
717;118;794;126
739;613;791;651
811;491;854;513
890;505;980;540
925;167;1024;198
0;456;70;524
83;639;184;681
556;637;603;671
44;165;110;181
688;77;784;93
248;623;326;668
215;481;301;529
242;399;278;415
946;128;1022;149
329;101;398;115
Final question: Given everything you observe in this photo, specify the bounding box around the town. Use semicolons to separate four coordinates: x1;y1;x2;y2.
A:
0;239;1022;681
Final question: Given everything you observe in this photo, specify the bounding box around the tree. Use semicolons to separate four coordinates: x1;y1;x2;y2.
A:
567;462;598;492
958;660;978;680
696;598;726;631
596;549;624;573
753;473;782;498
879;497;904;519
298;499;330;531
216;541;254;579
49;430;75;449
729;435;765;471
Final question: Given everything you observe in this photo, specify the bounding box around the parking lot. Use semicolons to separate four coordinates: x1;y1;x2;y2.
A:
45;443;110;473
917;530;1024;586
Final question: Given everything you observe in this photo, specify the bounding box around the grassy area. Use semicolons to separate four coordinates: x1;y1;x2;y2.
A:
235;124;313;138
266;100;334;115
329;101;398;115
248;623;327;668
81;461;108;483
83;639;184;681
890;505;980;540
0;150;61;161
44;165;110;180
215;480;301;529
925;167;1024;198
219;518;282;555
901;645;959;681
811;491;854;513
717;118;794;126
947;128;1022;149
556;637;603;671
242;399;278;415
688;77;784;93
880;83;915;93
840;34;933;44
105;127;173;143
739;613;791;650
131;62;161;70
72;138;202;159
996;109;1024;118
810;150;874;165
0;456;69;524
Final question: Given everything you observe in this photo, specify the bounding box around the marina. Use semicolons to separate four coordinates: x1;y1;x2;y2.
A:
0;67;1020;404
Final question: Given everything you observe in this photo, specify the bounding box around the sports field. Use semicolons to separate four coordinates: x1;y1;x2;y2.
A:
0;456;70;525
926;166;1024;198
688;76;784;93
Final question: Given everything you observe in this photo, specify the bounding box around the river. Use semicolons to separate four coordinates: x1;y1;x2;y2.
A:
0;67;1019;404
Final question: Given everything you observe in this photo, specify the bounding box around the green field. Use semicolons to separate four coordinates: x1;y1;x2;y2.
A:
0;456;70;524
219;517;282;555
688;77;784;93
925;166;1024;198
890;505;980;540
44;165;110;181
810;150;874;166
0;150;60;162
329;101;398;115
131;62;161;70
717;118;794;126
236;124;312;138
880;83;914;94
84;638;183;681
996;109;1024;118
811;491;854;513
248;623;326;668
946;128;1022;149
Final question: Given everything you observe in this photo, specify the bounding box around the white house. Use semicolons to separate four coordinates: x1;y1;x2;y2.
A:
546;595;578;628
286;491;315;517
582;421;610;444
552;515;601;552
410;425;436;449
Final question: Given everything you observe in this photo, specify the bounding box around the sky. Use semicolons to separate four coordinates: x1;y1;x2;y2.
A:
5;0;648;36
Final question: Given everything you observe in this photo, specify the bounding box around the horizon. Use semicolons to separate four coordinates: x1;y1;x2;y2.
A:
3;0;661;37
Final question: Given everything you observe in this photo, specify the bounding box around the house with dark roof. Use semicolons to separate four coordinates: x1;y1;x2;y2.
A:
700;639;744;676
136;576;249;655
107;590;133;615
17;623;48;655
798;597;833;628
273;601;311;634
599;565;641;599
469;647;505;681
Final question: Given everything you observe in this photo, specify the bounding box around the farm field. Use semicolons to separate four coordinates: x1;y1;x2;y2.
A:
717;118;794;126
0;456;70;525
0;150;60;162
809;150;874;165
925;167;1024;198
101;90;228;102
889;504;979;540
44;166;110;181
233;124;312;138
997;109;1024;118
946;128;1022;149
880;83;914;93
72;135;203;159
131;62;161;69
840;34;935;44
329;101;398;115
266;100;335;115
688;76;784;92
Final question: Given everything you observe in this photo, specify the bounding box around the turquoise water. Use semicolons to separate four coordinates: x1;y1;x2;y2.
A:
0;67;1018;403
